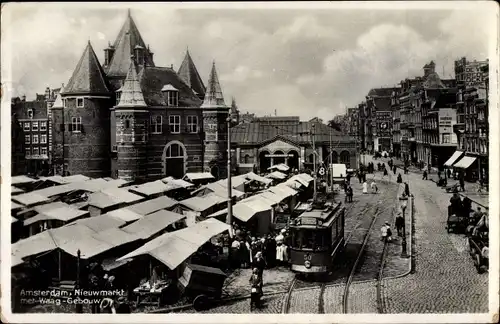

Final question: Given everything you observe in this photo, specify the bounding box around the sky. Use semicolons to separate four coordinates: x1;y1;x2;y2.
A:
1;2;496;121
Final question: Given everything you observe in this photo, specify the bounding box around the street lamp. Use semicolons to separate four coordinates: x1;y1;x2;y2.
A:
400;201;409;258
226;116;233;235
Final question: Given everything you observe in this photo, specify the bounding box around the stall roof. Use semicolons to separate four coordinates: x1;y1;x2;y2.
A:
91;228;141;248
12;216;19;223
284;179;302;190
266;171;287;180
11;201;24;210
179;194;226;212
255;191;283;204
444;151;465;167
183;172;215;181
12;186;24;194
63;175;91;183
129;180;180;197
126;196;178;216
297;173;314;182
107;208;143;223
271;184;298;198
118;218;230;270
24;206;89;226
245;172;273;185
103;178;131;187
88;192;122;209
121;209;186;239
453;156;477;169
88;187;143;208
73;214;127;232
289;175;309;187
39;175;69;185
192;181;245;198
12;192;50;207
161;176;194;188
11;175;37;185
233;201;272;222
268;163;290;172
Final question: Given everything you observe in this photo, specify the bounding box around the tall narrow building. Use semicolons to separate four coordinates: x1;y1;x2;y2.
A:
202;61;230;179
53;41;113;177
114;59;149;181
178;49;206;100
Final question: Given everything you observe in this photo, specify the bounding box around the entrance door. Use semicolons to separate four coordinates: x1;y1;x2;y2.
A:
164;142;186;179
287;150;299;170
259;151;270;172
273;150;285;165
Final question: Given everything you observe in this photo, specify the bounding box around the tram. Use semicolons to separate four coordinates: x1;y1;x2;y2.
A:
289;201;345;274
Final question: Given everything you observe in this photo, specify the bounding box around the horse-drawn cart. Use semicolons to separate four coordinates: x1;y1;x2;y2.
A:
446;205;467;233
468;235;488;274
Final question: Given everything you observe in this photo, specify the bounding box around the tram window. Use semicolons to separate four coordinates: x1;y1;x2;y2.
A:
301;230;316;250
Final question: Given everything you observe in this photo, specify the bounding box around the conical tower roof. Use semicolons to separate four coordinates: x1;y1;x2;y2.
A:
201;61;226;109
178;49;206;97
52;84;65;108
63;42;110;95
107;9;154;77
116;60;146;107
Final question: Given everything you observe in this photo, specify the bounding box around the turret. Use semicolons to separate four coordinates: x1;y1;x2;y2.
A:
114;58;148;181
201;61;230;179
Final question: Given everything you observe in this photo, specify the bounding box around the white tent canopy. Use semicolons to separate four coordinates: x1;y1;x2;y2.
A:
268;163;290;172
444;151;464;167
453;156;477;169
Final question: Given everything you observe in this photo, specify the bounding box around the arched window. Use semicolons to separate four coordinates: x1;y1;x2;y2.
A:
331;151;338;163
340;150;350;165
166;143;183;158
244;154;250;164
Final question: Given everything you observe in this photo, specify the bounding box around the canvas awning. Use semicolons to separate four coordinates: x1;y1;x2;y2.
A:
129;180;181;197
106;208;143;223
12;192;50;207
288;175;309;187
232;201;271;222
126;196;178;216
268;163;290;172
161;176;194;189
245;172;273;185
444;151;464;167
121;210;186;239
74;214;127;232
117;218;230;270
12;186;24;195
266;171;287;180
183;172;215;182
453;156;477;169
23;206;89;226
179;194;226;212
11;175;37;185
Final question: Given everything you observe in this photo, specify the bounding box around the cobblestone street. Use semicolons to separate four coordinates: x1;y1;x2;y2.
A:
379;160;489;313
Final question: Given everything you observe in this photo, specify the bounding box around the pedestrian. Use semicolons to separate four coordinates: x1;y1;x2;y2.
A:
447;169;451;179
362;181;368;194
404;182;410;197
385;223;393;242
346;173;351;184
265;234;276;268
380;223;388;242
460;176;465;192
383;167;388;177
275;231;288;266
249;268;263;310
246;238;253;266
422;170;428;180
253;251;267;280
397;173;402;183
370;181;378;193
395;213;404;236
230;239;241;268
449;192;462;216
393;165;397;175
437;170;441;179
363;172;367;182
404;166;408;175
347;185;353;202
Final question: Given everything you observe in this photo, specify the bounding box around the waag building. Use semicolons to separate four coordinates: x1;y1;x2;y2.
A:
50;10;232;181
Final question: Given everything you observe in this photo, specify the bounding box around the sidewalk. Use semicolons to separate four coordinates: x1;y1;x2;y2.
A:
366;155;489;210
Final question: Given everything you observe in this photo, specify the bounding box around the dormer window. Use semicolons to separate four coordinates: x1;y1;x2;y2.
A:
77;98;84;108
28;109;34;119
161;84;179;107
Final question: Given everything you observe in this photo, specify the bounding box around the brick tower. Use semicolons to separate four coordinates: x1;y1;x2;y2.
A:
202;61;230;179
114;59;149;181
56;41;113;177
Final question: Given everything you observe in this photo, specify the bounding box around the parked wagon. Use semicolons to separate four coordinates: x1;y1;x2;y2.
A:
468;235;489;274
177;264;227;311
446;205;467;233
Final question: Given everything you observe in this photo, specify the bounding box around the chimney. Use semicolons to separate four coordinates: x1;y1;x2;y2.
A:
134;45;145;66
45;87;50;100
104;42;115;66
21;95;26;102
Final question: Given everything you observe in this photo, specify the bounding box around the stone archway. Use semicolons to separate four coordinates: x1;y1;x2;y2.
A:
340;150;350;167
162;140;188;179
273;150;286;165
332;151;339;163
287;149;300;170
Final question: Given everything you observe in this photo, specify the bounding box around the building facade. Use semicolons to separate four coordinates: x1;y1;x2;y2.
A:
11;88;60;176
230;117;358;174
49;10;231;181
364;87;398;153
391;90;401;158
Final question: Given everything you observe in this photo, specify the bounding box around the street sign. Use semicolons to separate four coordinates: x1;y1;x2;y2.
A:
318;167;325;176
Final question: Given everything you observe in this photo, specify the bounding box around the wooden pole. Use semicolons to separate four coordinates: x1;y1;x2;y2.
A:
75;249;83;313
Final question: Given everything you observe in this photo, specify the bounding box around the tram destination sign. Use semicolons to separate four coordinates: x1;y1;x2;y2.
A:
300;217;318;226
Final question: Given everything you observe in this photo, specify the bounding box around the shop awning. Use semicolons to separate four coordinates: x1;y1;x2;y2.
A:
453;156;477;169
444;151;464;167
